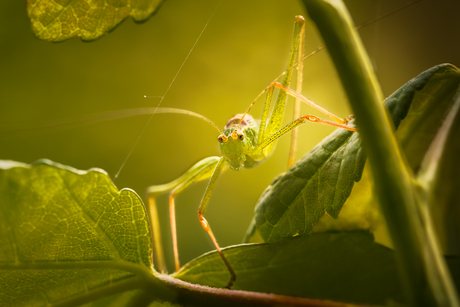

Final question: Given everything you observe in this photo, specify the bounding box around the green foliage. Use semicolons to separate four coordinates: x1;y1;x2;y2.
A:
0;160;154;306
27;0;163;41
175;231;407;305
249;126;364;242
246;64;460;244
1;64;459;306
2;0;459;306
300;1;460;305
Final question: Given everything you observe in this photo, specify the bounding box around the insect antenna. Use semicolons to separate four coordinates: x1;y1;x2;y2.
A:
235;0;421;131
0;108;223;137
114;0;223;180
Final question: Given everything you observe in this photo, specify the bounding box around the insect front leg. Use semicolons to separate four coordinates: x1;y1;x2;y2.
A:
147;156;223;274
257;113;357;153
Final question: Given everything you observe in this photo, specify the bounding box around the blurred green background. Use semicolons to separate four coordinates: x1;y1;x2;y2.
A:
1;0;459;273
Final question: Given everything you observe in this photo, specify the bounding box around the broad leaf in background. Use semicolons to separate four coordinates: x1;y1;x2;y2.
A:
27;0;164;41
175;231;407;305
390;64;460;172
0;160;153;306
245;64;460;244
175;231;459;305
427;97;460;255
393;64;460;254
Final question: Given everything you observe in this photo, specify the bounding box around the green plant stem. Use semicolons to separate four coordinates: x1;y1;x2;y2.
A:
300;0;451;306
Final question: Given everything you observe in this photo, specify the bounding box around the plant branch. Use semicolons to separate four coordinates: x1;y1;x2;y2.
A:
154;273;369;307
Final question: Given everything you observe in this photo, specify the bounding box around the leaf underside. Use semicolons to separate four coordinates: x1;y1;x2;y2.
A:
0;160;152;306
26;0;164;42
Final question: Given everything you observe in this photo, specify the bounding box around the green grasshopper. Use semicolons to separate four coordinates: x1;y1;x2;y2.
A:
0;1;419;290
147;15;357;289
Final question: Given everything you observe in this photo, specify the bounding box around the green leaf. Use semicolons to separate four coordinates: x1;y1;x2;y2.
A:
427;96;460;255
340;64;460;250
27;0;164;42
250;124;365;243
246;64;460;244
80;290;148;307
0;160;153;306
411;65;460;255
175;231;408;305
390;64;460;173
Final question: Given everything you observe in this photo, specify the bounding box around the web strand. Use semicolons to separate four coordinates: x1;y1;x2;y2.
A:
114;1;223;180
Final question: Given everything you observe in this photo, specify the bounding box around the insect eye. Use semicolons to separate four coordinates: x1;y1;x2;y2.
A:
238;133;245;140
218;134;228;143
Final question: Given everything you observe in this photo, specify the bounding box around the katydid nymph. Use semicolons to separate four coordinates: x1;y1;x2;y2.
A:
144;1;422;287
0;0;422;291
147;15;358;289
